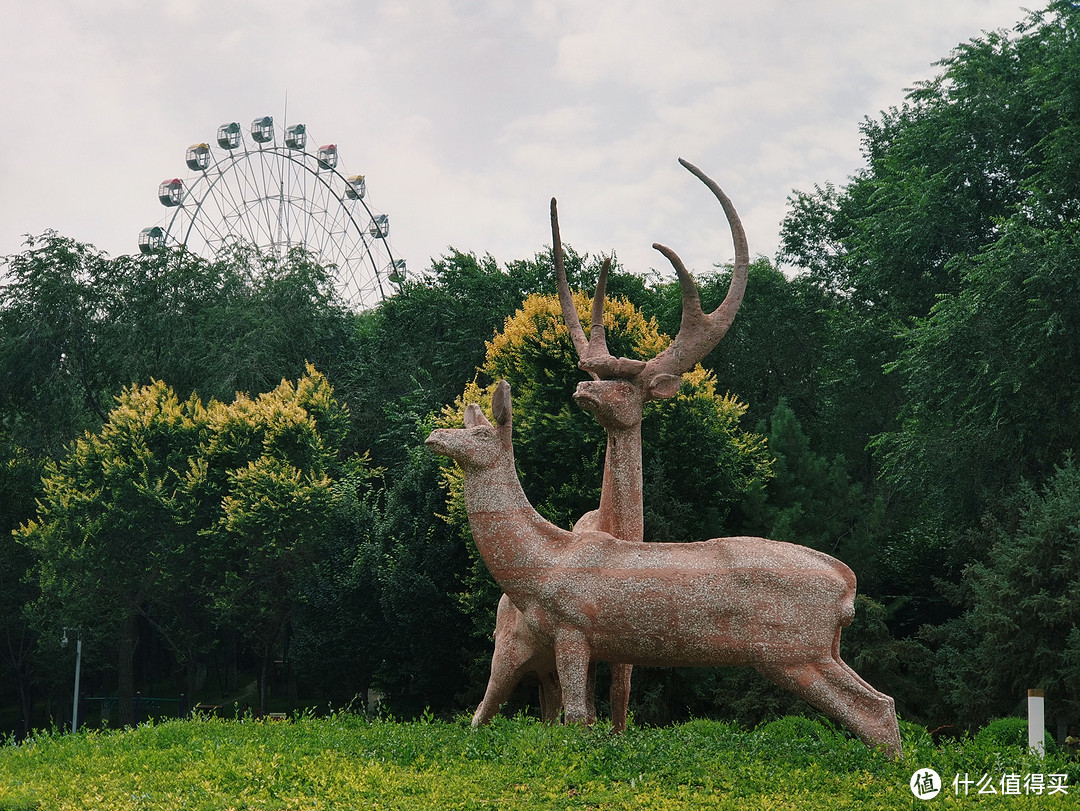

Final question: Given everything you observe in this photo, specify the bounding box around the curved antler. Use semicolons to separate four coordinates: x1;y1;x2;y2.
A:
551;199;644;379
640;158;749;380
551;198;590;361
553;159;746;387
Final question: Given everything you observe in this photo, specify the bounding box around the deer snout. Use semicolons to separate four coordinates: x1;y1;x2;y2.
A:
424;429;456;459
573;380;641;429
572;384;602;412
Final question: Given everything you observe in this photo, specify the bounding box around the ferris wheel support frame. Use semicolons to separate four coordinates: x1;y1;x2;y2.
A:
140;116;401;309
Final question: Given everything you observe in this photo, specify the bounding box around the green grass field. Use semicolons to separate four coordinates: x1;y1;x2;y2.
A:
0;714;1076;809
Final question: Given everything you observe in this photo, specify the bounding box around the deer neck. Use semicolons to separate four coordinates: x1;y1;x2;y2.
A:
597;421;644;543
462;453;574;591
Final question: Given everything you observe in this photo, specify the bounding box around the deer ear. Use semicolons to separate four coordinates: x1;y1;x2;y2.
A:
464;402;492;429
492;380;512;426
647;373;682;400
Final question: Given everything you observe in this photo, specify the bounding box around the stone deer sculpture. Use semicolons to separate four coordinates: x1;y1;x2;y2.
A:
426;381;902;757
472;159;750;730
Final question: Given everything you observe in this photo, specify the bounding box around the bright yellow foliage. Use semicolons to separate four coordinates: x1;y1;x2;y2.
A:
484;291;669;383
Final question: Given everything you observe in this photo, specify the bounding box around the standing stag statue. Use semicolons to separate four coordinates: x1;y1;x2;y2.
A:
426;381;902;757
472;159;750;731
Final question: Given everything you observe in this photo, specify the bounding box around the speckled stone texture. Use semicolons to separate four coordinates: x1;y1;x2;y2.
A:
427;381;902;757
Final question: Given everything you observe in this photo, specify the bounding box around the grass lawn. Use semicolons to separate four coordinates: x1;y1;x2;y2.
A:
0;713;1077;809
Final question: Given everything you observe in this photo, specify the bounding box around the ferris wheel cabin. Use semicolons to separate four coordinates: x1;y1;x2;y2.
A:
217;122;241;149
158;179;184;207
185;144;211;171
286;124;307;150
389;259;406;283
369;214;389;238
317;144;338;170
251;116;274;143
346;175;366;199
138;226;166;254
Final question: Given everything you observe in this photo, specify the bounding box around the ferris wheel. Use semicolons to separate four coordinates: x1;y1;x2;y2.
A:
138;116;404;309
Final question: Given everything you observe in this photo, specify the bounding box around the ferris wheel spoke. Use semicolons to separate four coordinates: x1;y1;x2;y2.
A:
252;145;276;256
204;154;246;250
191;166;240;254
219;152;264;252
314;182;341;263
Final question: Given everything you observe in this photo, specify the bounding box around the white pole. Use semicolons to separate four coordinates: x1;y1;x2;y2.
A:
72;636;82;734
1028;689;1045;756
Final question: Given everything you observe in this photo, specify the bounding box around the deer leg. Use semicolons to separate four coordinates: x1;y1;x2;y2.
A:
609;663;631;732
554;630;593;726
537;670;562;724
472;649;525;727
585;662;598;724
473;598;546;727
759;659;902;758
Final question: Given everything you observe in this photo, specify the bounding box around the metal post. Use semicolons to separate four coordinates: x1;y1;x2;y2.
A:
1028;689;1045;756
72;635;82;734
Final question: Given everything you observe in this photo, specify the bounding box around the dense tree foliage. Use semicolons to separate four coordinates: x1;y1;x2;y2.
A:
776;0;1080;728
927;457;1080;722
0;236;360;488
340;247;605;471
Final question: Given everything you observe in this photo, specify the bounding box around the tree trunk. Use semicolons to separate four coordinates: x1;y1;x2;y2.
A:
224;628;238;696
259;648;269;717
16;678;33;740
5;627;35;738
117;613;138;726
283;621;297;713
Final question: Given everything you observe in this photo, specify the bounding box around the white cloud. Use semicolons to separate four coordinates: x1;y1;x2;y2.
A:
0;0;1033;288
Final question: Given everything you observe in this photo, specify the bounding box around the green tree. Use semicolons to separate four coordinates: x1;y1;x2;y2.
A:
739;402;888;589
875;216;1080;561
0;437;44;735
370;440;475;714
0;233;114;456
340;246;612;472
647;261;822;425
0;237;360;468
927;457;1080;724
17;367;356;723
288;466;385;711
776;1;1080;642
188;367;358;714
99;244;357;406
777;8;1052;320
18;380;204;725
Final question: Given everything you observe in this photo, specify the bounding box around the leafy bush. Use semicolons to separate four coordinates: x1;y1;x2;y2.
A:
1;715;1075;809
976;718;1030;750
975;717;1056;752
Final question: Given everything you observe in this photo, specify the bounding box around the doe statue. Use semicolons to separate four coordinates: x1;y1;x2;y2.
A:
426;381;902;757
472;159;750;731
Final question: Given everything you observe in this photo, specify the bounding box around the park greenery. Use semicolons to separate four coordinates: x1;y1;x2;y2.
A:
0;714;1077;809
2;0;1080;764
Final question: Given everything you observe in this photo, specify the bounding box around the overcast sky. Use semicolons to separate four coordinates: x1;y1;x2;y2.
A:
0;0;1035;294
